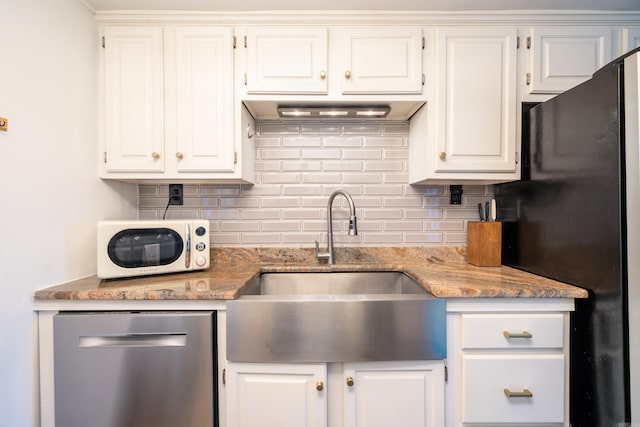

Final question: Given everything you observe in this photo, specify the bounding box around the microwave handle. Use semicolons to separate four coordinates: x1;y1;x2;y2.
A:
185;223;191;268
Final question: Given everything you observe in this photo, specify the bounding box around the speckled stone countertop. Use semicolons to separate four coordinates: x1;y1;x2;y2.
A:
34;247;588;301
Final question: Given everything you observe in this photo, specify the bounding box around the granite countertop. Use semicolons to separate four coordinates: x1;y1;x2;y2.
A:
34;246;588;301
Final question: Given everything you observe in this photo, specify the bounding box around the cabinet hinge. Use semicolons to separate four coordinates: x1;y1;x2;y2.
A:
101;36;105;49
517;36;520;49
422;36;425;49
526;72;531;86
244;35;247;48
233;36;236;49
103;151;107;163
444;366;448;383
234;151;238;164
526;36;531;49
422;73;425;85
222;368;226;385
244;73;247;86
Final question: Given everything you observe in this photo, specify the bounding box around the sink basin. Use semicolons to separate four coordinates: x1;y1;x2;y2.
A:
240;271;431;296
227;271;446;363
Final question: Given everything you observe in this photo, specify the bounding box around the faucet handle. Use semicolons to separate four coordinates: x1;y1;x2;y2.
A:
315;241;330;262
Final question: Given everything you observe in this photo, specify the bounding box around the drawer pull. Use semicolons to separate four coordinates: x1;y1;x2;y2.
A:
503;330;533;339
504;388;533;398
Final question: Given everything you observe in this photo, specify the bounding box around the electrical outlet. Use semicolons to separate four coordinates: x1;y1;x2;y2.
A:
449;185;463;205
169;184;183;206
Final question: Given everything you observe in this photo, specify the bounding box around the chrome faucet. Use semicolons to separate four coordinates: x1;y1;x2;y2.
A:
315;190;358;264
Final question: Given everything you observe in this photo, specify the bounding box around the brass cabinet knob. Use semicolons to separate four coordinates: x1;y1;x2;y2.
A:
439;151;446;160
175;152;184;159
151;152;160;160
346;376;354;387
345;70;352;79
316;381;324;391
320;70;327;79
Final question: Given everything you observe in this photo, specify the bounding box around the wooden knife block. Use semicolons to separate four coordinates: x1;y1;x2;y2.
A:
466;221;502;267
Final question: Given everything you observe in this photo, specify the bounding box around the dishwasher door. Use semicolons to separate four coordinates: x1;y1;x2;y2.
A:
53;311;216;427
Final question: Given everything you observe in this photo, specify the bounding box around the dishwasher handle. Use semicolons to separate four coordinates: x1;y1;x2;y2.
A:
78;333;187;348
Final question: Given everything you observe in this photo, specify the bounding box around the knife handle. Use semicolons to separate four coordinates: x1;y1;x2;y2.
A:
478;203;485;221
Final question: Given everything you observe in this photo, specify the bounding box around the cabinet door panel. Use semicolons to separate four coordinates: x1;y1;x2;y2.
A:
338;28;423;94
104;27;164;172
174;27;234;172
226;362;327;427
462;354;564;424
435;27;517;173
246;27;328;94
344;361;445;427
623;27;640;53
529;26;612;94
461;313;564;349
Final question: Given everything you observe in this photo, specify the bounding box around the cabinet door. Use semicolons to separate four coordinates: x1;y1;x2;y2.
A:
434;27;517;173
461;354;565;424
104;27;164;172
337;28;423;94
343;361;445;427
173;27;235;172
226;362;327;427
245;27;328;94
623;27;640;53
528;26;613;94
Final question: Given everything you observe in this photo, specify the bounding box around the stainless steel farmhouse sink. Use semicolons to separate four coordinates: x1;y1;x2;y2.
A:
226;272;446;363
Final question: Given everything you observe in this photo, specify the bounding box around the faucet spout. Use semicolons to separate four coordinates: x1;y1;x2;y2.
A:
315;190;358;265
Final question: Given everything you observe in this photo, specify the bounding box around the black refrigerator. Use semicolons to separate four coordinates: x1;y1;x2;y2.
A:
495;47;640;427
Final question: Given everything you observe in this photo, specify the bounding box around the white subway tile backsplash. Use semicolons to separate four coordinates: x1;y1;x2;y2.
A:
138;121;493;247
283;136;322;147
323;136;363;147
342;149;382;160
363;136;404;147
343;124;381;134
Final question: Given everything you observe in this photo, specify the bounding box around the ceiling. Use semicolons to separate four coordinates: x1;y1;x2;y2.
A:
83;0;640;12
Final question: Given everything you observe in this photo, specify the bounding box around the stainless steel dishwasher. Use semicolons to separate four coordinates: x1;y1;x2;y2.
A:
53;311;217;427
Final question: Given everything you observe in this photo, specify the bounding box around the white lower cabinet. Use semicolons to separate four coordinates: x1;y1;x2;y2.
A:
344;361;445;427
226;363;327;427
226;360;445;427
446;300;573;427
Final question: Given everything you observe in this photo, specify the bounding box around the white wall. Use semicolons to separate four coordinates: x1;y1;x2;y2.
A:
0;0;137;425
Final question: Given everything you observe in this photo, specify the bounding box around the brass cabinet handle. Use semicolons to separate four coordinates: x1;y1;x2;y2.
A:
346;376;354;387
439;151;446;160
320;70;327;79
503;330;533;339
316;381;324;391
151;152;160;160
345;70;352;79
504;388;533;398
175;152;184;159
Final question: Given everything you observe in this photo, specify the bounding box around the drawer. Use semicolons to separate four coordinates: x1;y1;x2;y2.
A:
461;354;565;424
461;313;564;349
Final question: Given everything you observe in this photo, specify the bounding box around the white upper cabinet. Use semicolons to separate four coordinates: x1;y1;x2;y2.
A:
623;27;640;53
335;27;424;94
101;26;252;182
172;27;235;173
410;26;518;183
527;26;613;94
103;27;164;173
245;27;328;94
243;26;423;96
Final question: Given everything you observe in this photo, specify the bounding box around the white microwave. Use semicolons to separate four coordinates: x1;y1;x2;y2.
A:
97;220;210;279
